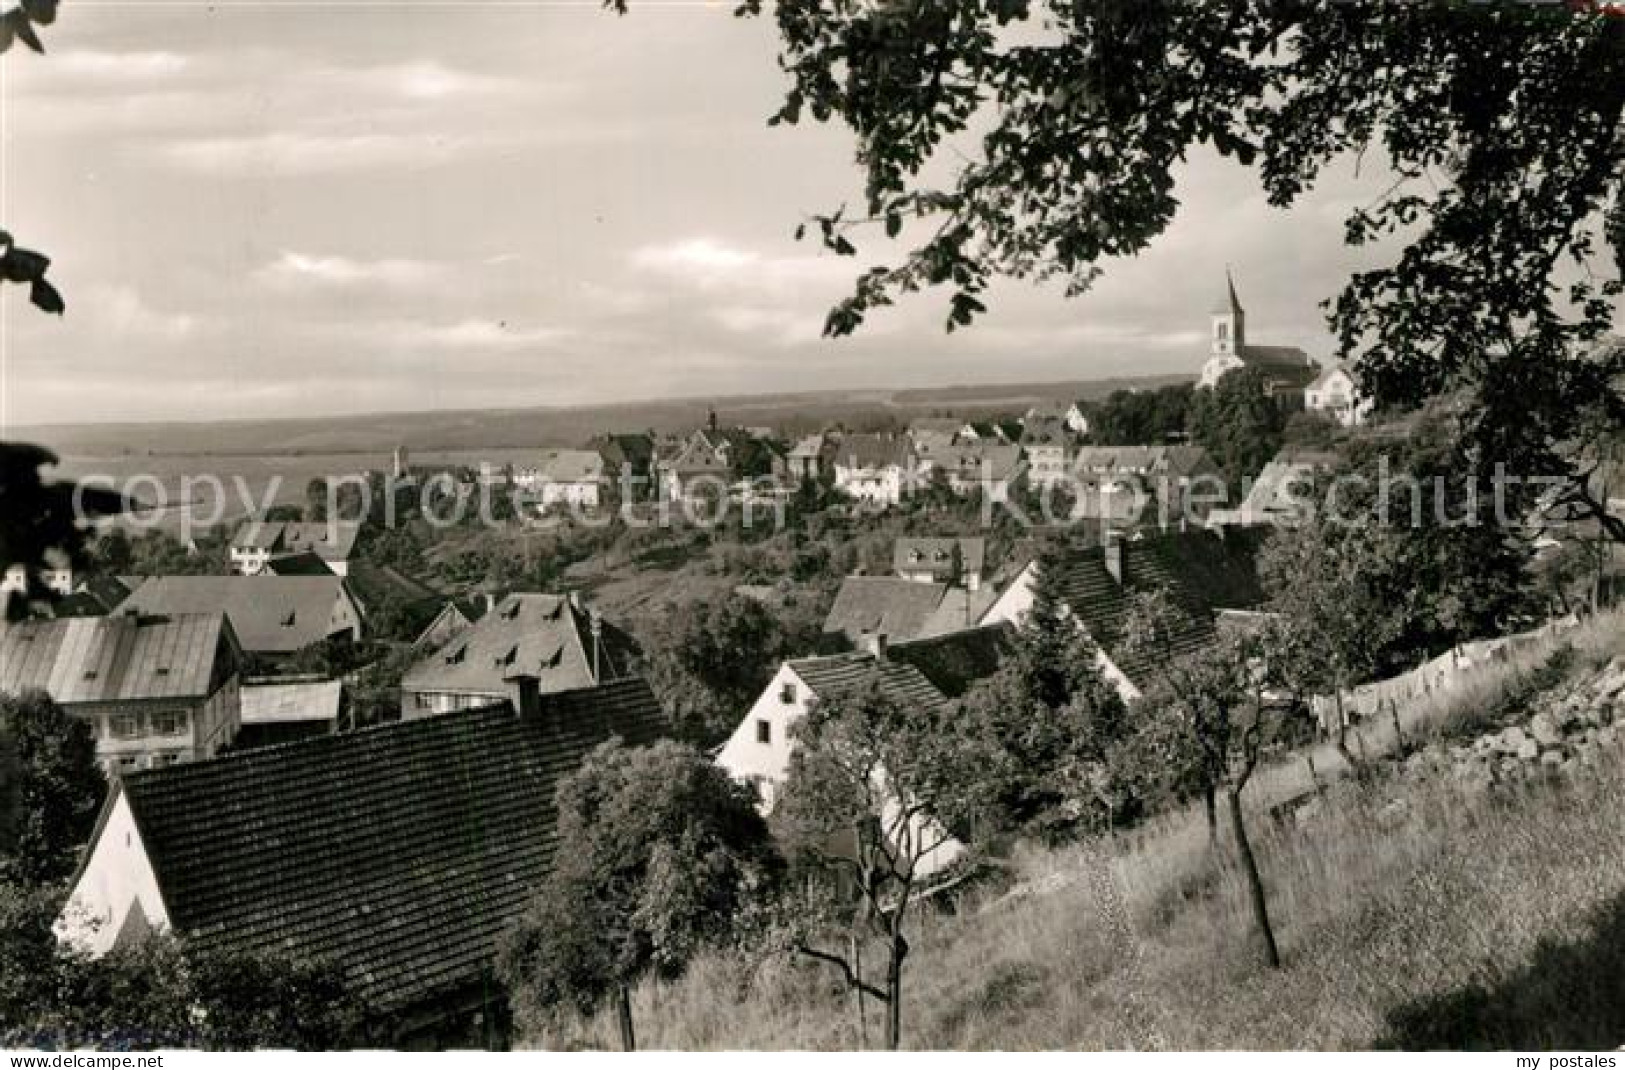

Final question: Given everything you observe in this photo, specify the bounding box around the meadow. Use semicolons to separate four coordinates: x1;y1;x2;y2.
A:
531;610;1625;1050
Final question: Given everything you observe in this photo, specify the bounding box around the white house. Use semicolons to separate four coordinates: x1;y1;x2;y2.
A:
832;434;913;508
513;449;607;509
1303;363;1373;427
715;650;965;880
54;782;172;954
229;521;361;578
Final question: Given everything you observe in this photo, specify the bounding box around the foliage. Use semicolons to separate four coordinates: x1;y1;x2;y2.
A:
0;691;106;886
499;740;779;1049
773;675;967;1049
1188;367;1286;484
947;541;1128;838
639;592;822;747
0;445;125;611
1086;384;1193;446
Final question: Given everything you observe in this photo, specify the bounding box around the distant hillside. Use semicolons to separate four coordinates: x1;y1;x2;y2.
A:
15;374;1194;458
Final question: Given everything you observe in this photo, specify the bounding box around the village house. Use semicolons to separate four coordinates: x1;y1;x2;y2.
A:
831;434;915;507
115;576;364;661
1303;363;1373;427
229;521;362;578
1197;271;1322;404
893;536;987;591
980;529;1265;701
1021;417;1073;489
398;592;638;719
716;627;1012;879
586;432;657;500
0;612;243;774
656;425;784;505
915;439;1025;500
823;571;1002;646
1206;450;1340;530
786;431;836;484
512;448;609;508
1;549;75;600
1070;444;1221;524
54;677;668;1046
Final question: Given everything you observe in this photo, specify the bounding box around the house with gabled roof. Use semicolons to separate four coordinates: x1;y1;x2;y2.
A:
0;612;242;773
54;677;668;1045
513;448;609;509
229;521;361;578
115;576;363;661
399;592;638;719
980;530;1265;700
1304;363;1373;427
831;434;915;507
914;439;1024;500
894;536;987;590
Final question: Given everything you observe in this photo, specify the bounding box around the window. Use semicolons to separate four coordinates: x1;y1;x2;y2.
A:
756;719;771;745
152;752;181;767
779;682;797;704
109;714;141;741
150;711;188;736
1216;322;1229;341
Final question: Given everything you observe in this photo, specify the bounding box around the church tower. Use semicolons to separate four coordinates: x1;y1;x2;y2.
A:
1210;268;1245;358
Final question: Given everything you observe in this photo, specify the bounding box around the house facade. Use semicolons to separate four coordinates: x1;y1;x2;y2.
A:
513;448;608;509
1304;363;1373;427
0;613;243;773
831;434;913;507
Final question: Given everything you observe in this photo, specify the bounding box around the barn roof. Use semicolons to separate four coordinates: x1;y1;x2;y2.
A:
0;613;233;704
116;576;355;655
111;677;667;1016
822;577;949;644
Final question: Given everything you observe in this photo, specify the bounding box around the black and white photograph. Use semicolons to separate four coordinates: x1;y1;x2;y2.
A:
1;0;1623;1053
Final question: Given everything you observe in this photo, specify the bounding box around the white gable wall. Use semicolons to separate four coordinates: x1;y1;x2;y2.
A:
55;789;171;956
715;663;812;811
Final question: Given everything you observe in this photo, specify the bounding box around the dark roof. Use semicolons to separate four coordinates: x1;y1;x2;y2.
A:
787;653;948;713
1212;270;1244;316
823;576;948;644
264;552;335;577
117;576;356;655
887;623;1017;699
112;678;667;1016
0;613;235;704
1040;530;1264;686
345;561;442;614
231;522;361;562
831;434;911;471
401;593;638;697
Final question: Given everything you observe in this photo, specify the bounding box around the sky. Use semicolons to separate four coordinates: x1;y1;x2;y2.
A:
0;1;1407;428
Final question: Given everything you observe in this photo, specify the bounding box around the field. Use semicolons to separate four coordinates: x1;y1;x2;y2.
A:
529;611;1625;1050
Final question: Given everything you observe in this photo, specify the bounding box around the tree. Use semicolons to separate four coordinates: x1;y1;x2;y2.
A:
498;740;779;1051
1;444;125;612
628;0;1625;544
1088;383;1193;446
1188;366;1286;484
947;539;1128;837
773;676;968;1050
0;691;106;886
1120;594;1309;969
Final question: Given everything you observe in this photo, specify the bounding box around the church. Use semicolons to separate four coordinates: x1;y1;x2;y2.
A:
1197;271;1322;404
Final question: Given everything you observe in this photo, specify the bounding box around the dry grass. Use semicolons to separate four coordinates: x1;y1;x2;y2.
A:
523;610;1625;1050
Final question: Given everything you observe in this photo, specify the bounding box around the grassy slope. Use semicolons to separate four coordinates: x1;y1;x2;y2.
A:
530;611;1625;1050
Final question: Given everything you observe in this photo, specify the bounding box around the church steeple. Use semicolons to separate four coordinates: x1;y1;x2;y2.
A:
1210;267;1245;357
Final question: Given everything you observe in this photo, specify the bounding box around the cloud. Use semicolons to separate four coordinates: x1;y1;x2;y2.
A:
630;237;851;293
328;317;575;352
151;131;526;177
257;251;448;289
84;285;209;341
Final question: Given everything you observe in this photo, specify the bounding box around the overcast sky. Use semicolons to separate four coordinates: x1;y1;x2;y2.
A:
0;1;1408;428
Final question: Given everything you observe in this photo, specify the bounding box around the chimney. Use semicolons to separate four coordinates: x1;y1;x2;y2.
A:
506;673;541;719
1103;530;1125;586
860;630;888;659
590;612;603;682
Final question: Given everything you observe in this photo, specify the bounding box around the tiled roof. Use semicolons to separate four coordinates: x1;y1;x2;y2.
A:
1237;344;1314;370
1039;531;1263;687
113;678;668;1015
831;434;911;471
788;653;949;714
231;522;361;562
240;679;343;725
529;448;606;485
0;613;234;704
401;593;637;698
116;577;356;655
916;440;1023;481
822;577;949;644
887;623;1017;699
893;537;987;579
345;561;442;615
264;552;335;577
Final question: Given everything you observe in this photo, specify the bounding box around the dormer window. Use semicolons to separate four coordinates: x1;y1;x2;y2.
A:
445;644;467;665
280;610;297;627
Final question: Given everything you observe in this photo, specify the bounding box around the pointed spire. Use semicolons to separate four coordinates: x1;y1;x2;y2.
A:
1211;266;1243;316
